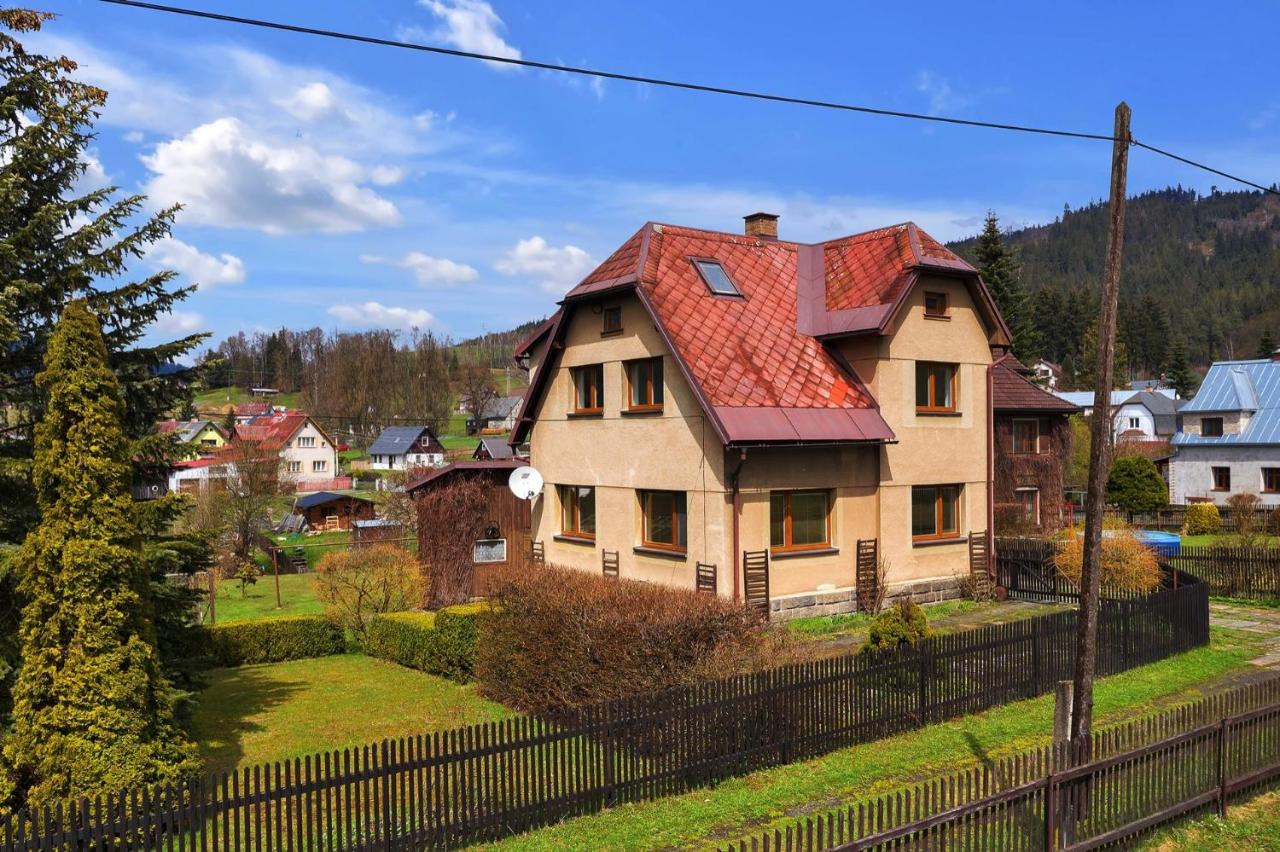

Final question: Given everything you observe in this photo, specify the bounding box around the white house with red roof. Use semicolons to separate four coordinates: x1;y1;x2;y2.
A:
233;412;338;485
512;212;1012;617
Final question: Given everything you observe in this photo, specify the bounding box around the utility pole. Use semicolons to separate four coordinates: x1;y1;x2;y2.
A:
1071;102;1131;745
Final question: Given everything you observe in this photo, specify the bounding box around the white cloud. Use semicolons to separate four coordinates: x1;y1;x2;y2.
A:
361;251;479;286
413;0;521;69
141;118;402;234
327;301;436;330
915;70;968;115
149;236;246;289
153;310;206;335
277;81;339;122
123;130;145;143
495;236;596;294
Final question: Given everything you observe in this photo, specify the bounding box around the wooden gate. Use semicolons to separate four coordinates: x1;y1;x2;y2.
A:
742;549;770;619
855;538;879;612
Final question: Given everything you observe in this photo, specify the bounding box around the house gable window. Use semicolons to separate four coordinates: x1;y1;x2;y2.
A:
1128;416;1141;430
559;485;596;540
1015;487;1040;525
297;435;316;448
602;306;623;336
625;357;664;412
923;291;949;318
769;491;831;553
1201;417;1224;437
312;460;327;473
1212;466;1230;491
915;362;958;414
1263;468;1280;494
1012;419;1041;454
570;364;605;414
911;485;961;542
639;490;687;552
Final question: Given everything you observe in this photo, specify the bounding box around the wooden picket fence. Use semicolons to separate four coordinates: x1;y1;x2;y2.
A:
721;674;1280;851
0;573;1208;850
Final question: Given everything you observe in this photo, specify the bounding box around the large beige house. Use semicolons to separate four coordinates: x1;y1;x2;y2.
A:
512;213;1011;616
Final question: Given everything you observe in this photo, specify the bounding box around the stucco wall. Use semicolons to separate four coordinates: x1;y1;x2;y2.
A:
280;420;338;480
1169;444;1280;507
1113;403;1156;440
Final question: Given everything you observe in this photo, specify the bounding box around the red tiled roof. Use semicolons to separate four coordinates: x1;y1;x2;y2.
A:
233;412;311;450
992;356;1080;413
235;402;271;417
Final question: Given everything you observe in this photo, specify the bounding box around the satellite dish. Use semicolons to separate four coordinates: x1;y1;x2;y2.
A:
508;466;544;500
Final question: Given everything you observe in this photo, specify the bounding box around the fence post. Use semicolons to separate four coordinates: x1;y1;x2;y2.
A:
917;641;931;726
1217;717;1228;819
381;739;393;850
1031;619;1043;696
1044;773;1058;850
603;711;617;809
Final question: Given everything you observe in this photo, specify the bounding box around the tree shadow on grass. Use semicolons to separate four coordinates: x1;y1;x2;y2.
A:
191;665;306;776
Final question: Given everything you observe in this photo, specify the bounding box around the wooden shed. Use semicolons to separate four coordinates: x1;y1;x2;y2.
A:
294;491;375;531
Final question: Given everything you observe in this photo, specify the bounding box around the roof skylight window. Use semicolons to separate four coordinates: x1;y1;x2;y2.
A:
691;259;742;297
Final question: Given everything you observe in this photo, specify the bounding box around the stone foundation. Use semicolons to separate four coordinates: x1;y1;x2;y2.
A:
768;576;964;620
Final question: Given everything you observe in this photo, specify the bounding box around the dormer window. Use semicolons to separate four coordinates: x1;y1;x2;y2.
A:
691;259;741;297
924;291;949;318
1201;417;1224;437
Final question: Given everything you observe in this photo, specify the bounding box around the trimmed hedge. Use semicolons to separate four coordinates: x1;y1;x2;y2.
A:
204;616;345;667
363;604;486;682
1183;502;1222;536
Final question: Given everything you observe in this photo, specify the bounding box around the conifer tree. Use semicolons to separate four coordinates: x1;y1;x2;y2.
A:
1164;338;1199;399
1257;330;1277;360
2;302;197;812
973;211;1038;361
0;10;207;543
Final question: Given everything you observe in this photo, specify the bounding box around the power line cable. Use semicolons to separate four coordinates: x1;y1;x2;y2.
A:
98;0;1278;195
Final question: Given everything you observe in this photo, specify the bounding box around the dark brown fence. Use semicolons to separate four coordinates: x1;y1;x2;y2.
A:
1108;504;1240;532
721;675;1280;851
0;577;1208;850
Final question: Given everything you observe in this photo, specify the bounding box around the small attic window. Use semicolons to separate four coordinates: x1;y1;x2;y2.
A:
691;259;741;297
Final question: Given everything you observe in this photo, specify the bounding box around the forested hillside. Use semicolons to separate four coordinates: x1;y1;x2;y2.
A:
949;187;1280;383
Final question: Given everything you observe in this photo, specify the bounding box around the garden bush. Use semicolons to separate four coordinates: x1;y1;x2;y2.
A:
1105;456;1168;512
474;566;777;713
363;604;486;682
204;615;345;667
314;545;424;636
859;601;931;654
1051;521;1162;594
1183;502;1222;536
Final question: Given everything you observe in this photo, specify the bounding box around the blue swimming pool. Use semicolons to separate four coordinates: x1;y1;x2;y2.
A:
1134;530;1181;557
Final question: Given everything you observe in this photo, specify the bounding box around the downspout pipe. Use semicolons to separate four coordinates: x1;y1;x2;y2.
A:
729;448;748;603
986;354;997;577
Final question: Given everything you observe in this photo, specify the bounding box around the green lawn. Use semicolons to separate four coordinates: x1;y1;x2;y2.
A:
477;626;1265;851
191;655;512;774
786;599;987;640
269;529;354;569
1144;789;1280;850
1181;534;1279;548
210;573;324;623
193;386;302;411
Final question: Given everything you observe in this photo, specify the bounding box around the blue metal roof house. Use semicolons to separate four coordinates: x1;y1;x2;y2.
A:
367;426;446;471
1170;355;1280;506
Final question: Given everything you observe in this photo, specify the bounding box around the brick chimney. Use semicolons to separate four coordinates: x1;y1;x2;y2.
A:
744;212;779;239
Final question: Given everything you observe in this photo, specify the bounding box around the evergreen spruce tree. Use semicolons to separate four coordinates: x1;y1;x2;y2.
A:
0;10;207;544
2;302;197;812
973;212;1038;361
1257;330;1277;360
1164;338;1199;399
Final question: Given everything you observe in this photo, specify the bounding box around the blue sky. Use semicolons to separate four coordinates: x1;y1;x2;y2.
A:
32;0;1280;346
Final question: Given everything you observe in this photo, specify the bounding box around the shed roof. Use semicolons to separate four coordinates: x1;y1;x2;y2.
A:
294;490;372;510
991;356;1080;413
404;459;524;493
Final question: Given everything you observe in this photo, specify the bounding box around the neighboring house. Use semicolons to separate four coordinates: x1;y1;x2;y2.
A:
157;418;228;450
466;395;524;435
1170;354;1280;507
991;356;1080;531
234;412;338;482
293;491;375;531
1030;358;1064;390
367;426;446;470
167;455;230;495
512;212;1012;615
1052;387;1182;443
473;436;515;460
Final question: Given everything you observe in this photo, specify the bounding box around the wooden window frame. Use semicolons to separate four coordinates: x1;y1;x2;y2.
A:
769;490;833;553
558;485;596;541
601;306;623;337
1201;417;1224;437
1012;418;1041;455
1263;468;1280;494
1211;466;1231;492
624;357;664;413
569;364;605;415
639;490;687;553
915;362;959;414
311;460;327;473
1015;487;1040;525
911;484;961;543
923;291;950;319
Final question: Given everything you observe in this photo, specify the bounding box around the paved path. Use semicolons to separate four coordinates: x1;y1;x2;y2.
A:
1210;600;1280;669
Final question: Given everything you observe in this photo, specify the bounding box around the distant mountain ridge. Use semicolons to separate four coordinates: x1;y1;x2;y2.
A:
948;187;1280;369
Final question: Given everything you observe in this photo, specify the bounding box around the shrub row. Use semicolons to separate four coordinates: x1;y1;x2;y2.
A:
204;616;345;667
363;604;486;682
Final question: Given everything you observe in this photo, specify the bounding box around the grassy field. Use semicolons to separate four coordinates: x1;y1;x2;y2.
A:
1144;789;1280;850
193;386;302;411
191;655;512;774
210;573;324;623
476;626;1266;851
1181;534;1280;547
268;529;358;569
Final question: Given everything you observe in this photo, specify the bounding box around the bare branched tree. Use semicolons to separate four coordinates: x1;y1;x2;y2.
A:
220;438;288;558
457;363;499;433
